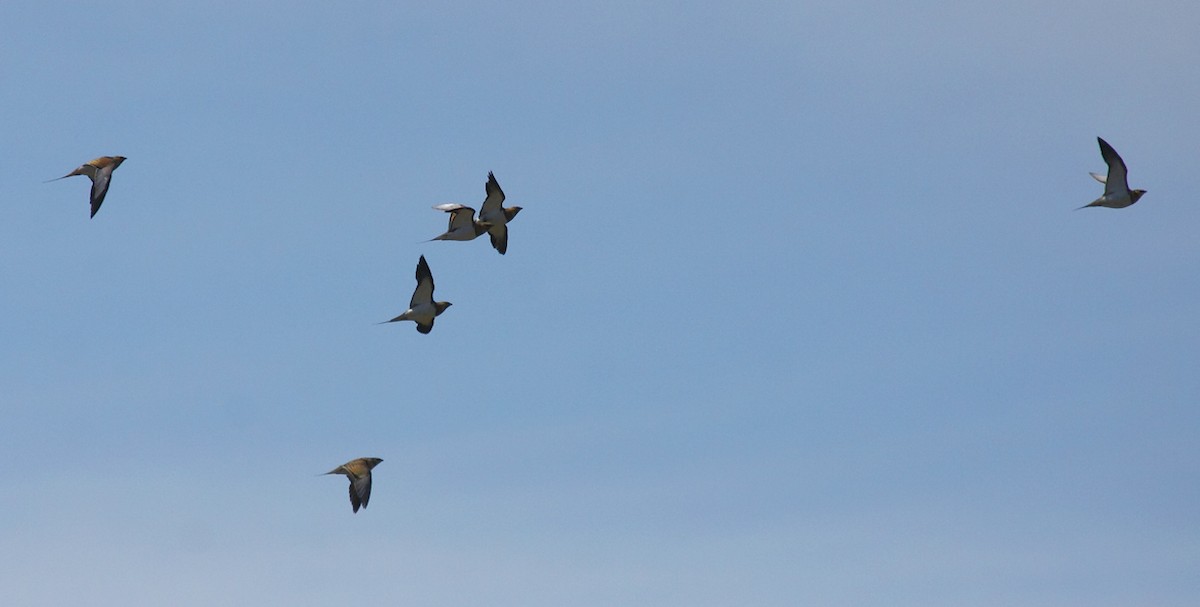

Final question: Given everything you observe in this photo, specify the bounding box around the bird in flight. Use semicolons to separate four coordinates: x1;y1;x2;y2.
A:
324;457;383;513
47;156;127;218
1079;138;1146;209
380;255;452;334
477;172;523;254
428;203;490;242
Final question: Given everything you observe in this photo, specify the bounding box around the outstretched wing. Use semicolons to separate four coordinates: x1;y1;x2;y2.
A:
348;473;373;512
1097;137;1130;197
487;223;509;255
480;171;505;217
89;168;113;218
443;205;478;231
410;255;435;308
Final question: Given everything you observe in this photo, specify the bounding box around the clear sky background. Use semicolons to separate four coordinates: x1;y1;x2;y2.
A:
1;1;1197;605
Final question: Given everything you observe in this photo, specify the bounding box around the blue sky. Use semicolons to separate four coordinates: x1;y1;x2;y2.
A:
1;1;1198;605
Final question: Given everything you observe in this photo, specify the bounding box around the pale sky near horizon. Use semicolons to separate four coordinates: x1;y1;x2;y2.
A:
1;2;1198;605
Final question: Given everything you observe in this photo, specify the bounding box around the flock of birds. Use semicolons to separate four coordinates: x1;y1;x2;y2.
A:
45;136;1143;512
47;162;525;512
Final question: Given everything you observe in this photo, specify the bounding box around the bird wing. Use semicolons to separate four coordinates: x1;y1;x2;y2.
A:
1089;172;1107;184
487;223;509;255
1097;137;1130;197
348;473;372;512
416;319;435;334
444;206;478;231
89;166;115;218
480;172;505;216
410;255;435;308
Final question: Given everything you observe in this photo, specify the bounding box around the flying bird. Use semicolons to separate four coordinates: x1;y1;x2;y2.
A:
47;156;127;218
1079;138;1146;209
380;255;452;334
477;172;523;254
428;203;489;242
324;457;383;513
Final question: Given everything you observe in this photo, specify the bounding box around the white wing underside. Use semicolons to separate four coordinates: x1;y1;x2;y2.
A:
410;278;434;308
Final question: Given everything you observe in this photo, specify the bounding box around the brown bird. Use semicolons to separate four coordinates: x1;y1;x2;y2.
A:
380;255;452;334
477;172;523;255
47;156;127;218
324;457;383;513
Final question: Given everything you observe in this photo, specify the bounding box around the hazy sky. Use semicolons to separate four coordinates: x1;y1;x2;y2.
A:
2;2;1198;605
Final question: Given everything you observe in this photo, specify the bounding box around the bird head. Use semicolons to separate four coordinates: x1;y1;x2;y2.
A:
1131;189;1147;204
504;206;523;221
435;302;453;315
113;156;127;166
364;457;384;470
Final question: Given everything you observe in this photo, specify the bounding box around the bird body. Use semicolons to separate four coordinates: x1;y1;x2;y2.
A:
477;172;523;254
1080;138;1145;209
381;255;452;334
48;156;127;218
324;457;383;513
429;203;489;241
